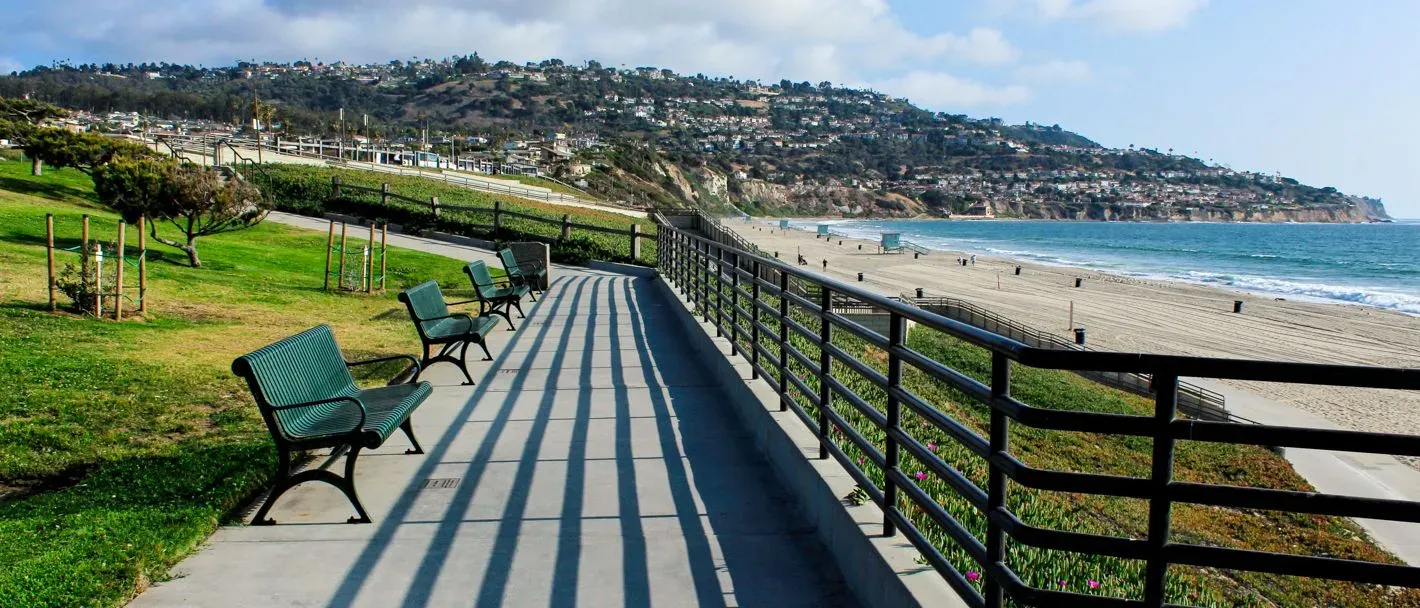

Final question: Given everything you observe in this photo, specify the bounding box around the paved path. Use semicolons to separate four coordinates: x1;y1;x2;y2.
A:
129;229;854;607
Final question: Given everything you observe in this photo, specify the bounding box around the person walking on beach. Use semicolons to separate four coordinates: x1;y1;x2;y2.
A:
822;259;828;270
971;254;976;265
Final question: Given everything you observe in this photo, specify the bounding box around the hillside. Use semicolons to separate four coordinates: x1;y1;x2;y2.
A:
0;59;1390;222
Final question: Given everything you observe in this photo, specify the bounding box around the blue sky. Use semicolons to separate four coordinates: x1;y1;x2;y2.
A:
2;0;1416;216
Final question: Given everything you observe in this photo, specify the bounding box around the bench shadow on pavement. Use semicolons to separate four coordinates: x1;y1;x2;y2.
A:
325;273;848;607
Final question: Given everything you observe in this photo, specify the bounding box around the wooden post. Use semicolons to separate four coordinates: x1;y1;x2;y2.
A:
493;200;502;232
114;221;126;320
338;223;348;291
324;221;335;290
561;214;571;241
1069;301;1074;331
380;223;388;292
630;223;641;260
366;223;376;294
331;175;342;198
381;183;390;207
431;196;440;218
138;216;147;314
46;214;56;312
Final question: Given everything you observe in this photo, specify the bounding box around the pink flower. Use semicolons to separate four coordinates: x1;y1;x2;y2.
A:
914;471;927;481
927;442;937;451
1087;580;1100;590
920;421;928;428
856;457;864;465
966;571;980;582
1057;580;1067;589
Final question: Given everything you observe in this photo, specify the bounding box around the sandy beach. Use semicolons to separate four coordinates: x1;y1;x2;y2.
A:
730;221;1420;466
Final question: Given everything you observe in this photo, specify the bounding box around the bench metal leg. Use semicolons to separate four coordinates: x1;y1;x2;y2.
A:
421;341;476;386
251;446;371;525
401;419;425;455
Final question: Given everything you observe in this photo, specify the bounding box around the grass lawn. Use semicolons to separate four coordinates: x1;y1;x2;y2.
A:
0;158;478;607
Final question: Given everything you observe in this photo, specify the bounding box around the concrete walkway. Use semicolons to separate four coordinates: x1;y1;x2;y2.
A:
129;241;854;606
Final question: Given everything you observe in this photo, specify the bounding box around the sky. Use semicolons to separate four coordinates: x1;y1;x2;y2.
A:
1;0;1417;217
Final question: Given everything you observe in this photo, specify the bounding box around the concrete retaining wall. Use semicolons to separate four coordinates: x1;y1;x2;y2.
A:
651;272;964;608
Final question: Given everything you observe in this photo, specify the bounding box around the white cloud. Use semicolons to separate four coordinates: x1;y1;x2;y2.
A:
1003;0;1208;31
868;71;1030;108
0;0;1042;109
1014;59;1092;84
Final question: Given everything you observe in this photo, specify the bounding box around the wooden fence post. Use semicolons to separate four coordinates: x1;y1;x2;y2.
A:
331;175;341;198
381;183;390;207
380;223;388;292
46;214;56;312
431;196;440;218
114;221;125;320
324;221;335;290
138;216;147;314
561;214;571;241
338;223;348;290
630;224;641;260
494;200;502;232
366;223;376;294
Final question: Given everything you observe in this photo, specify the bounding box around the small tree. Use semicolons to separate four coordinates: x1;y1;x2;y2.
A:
95;160;271;267
22;127;155;176
0;97;69;175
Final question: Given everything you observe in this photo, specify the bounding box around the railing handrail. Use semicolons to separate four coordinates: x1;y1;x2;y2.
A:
653;218;1420;607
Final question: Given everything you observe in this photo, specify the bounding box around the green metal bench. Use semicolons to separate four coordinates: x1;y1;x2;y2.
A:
232;324;431;525
498;248;546;299
398;280;500;385
463;260;529;330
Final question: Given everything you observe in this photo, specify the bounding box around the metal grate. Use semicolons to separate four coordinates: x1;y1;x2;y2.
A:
419;478;460;490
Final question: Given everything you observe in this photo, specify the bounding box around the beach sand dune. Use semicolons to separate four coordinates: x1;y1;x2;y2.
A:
732;223;1420;467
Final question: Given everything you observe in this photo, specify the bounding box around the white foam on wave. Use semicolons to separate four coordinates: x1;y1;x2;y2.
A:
1172;272;1420;314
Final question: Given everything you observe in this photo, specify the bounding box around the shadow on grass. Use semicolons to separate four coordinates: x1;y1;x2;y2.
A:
0;175;96;203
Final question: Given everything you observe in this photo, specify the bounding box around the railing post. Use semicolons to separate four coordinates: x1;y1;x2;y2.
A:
698;241;709;321
730;251;741;355
381;183;390;207
778;270;789;411
985;353;1011;607
431;196;440;219
1144;372;1179;607
331;175;341;198
494;200;503;233
750;258;760;380
714;245;724;338
817;286;831;460
561;214;571;241
884;311;905;536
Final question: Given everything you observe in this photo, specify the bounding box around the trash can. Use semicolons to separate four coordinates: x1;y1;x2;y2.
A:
1074;328;1086;345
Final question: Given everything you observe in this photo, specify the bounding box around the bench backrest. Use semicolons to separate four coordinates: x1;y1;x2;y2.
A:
497;249;524;276
232;325;356;438
464;261;499;300
399;280;451;336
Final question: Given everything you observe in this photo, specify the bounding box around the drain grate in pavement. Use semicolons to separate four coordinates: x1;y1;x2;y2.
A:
496;368;521;374
420;478;461;490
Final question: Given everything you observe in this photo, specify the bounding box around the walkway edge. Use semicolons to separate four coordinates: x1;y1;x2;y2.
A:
651;270;966;608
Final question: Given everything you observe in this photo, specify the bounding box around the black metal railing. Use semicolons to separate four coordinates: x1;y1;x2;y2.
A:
897;294;1237;423
654;221;1420;608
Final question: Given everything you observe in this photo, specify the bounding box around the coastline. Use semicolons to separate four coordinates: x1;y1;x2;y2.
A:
732;219;1420;467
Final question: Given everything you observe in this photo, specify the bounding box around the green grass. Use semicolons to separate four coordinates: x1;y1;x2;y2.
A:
496;173;591;198
0;158;481;607
245;164;658;265
708;277;1420;607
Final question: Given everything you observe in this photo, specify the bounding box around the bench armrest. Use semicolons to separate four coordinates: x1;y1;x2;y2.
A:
446;298;480;306
346;354;422;385
512;259;545;272
270;395;367;438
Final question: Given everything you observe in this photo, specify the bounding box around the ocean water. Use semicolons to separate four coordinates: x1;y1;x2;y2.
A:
793;219;1420;315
